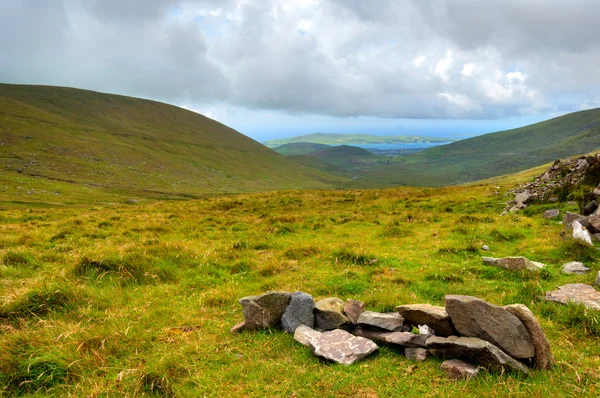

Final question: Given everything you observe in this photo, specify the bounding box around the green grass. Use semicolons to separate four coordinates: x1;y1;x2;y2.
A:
273;142;331;155
263;132;453;147
1;175;599;396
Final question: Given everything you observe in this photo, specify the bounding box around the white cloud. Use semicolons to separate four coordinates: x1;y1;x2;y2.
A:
461;63;475;77
433;50;455;82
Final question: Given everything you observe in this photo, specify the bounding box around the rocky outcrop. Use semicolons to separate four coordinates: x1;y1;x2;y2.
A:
395;304;454;337
314;297;352;331
482;256;545;271
357;311;405;332
504;304;555;370
239;291;292;330
427;336;530;375
308;329;378;365
546;284;600;310
445;295;535;359
281;292;315;333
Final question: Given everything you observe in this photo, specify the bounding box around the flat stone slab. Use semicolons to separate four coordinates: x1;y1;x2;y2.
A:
396;304;454;337
543;209;560;219
294;325;322;347
352;329;428;348
440;359;480;380
314;298;352;331
239;291;292;330
309;329;378;365
562;261;591;274
427;336;530;375
545;283;600;310
357;311;405;332
504;304;555;370
281;291;315;333
445;295;535;359
482;256;545;271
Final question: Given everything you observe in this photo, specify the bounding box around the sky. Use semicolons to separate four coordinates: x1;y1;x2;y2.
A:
2;0;600;142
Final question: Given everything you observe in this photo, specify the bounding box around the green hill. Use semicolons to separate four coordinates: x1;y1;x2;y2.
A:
308;145;390;168
360;108;600;187
264;132;451;147
273;142;330;155
0;84;350;204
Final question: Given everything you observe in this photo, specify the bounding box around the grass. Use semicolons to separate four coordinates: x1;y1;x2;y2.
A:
1;175;600;396
263;133;451;147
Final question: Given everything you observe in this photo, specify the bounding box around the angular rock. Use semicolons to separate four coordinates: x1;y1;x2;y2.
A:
352;328;429;348
515;192;530;204
426;336;530;375
572;220;594;246
344;299;364;325
545;283;600;310
587;214;600;233
482;256;545;271
294;325;322;347
396;304;454;337
440;359;480;380
418;324;435;336
239;291;292;330
357;311;405;332
445;295;535;359
504;304;555;370
543;209;560;219
584;201;599;216
281;292;315;333
510;203;527;213
563;211;583;226
562;261;591;275
405;347;428;361
314;297;352;331
230;321;246;334
309;329;378;365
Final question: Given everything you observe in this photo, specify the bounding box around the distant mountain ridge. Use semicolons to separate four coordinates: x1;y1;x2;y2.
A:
263;133;452;147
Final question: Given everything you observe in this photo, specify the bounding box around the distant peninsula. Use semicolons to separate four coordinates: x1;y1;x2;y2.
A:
263;132;453;148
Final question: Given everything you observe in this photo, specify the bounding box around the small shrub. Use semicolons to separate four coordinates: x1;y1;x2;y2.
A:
2;250;39;268
284;246;320;260
1;286;77;319
332;248;378;266
74;254;175;285
138;372;174;397
2;353;71;396
379;225;413;238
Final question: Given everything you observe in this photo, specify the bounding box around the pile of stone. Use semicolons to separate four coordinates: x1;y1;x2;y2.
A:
503;153;600;214
232;291;554;379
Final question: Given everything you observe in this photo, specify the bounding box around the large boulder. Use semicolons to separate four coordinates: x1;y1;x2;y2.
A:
352;329;428;348
239;291;292;330
440;359;480;380
314;298;352;331
357;311;405;332
504;304;555;370
445;295;535;359
545;284;600;310
482;256;545;271
281;292;315;333
427;336;530;375
344;299;364;325
293;325;322;347
309;329;378;365
396;304;454;337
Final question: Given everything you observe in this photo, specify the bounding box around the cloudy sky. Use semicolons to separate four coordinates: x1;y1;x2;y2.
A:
2;0;600;141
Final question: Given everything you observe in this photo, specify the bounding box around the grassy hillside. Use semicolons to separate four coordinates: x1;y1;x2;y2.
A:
308;145;390;168
264;133;452;147
0;84;350;204
273;142;330;155
362;108;600;187
1;166;599;396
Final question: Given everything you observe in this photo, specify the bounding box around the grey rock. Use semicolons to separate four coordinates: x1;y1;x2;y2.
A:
294;325;322;347
230;321;246;334
595;271;600;287
344;299;364;325
418;324;435;336
481;245;490;251
396;304;454;337
405;347;428;361
543;209;560;219
440;359;480;380
427;336;530;375
584;201;599;216
281;292;315;333
563;211;583;226
445;295;535;359
545;283;600;310
482;256;545;271
314;297;352;331
510;203;527;213
239;291;292;330
587;214;600;233
504;304;555;370
515;192;530;204
357;311;405;332
572;221;594;246
309;329;378;365
562;261;591;275
352;329;429;348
